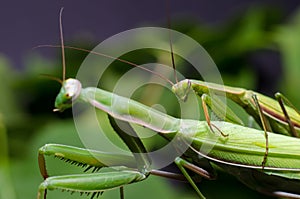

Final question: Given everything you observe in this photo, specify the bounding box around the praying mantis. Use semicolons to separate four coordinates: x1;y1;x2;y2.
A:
38;77;300;198
37;7;300;199
172;79;300;138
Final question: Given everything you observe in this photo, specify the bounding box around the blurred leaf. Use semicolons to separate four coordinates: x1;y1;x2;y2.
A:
0;114;16;199
274;7;300;108
0;56;24;126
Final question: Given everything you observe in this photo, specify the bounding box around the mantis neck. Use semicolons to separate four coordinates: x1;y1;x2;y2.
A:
79;87;180;133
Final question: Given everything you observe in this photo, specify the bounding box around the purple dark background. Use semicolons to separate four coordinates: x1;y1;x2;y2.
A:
1;0;299;69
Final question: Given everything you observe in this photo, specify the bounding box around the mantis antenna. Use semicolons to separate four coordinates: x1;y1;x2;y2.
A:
34;44;175;86
165;0;178;83
59;7;66;81
39;74;63;84
37;8;65;85
35;7;175;87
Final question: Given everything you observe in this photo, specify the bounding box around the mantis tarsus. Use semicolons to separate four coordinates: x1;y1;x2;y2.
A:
37;7;300;199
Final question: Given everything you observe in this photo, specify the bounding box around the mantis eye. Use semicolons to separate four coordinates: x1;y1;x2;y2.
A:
172;79;191;102
63;78;82;102
64;93;72;104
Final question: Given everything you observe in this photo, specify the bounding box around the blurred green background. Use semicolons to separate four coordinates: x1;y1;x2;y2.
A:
1;1;300;199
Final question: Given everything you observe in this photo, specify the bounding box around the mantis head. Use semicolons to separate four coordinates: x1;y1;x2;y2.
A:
54;78;82;112
171;79;191;102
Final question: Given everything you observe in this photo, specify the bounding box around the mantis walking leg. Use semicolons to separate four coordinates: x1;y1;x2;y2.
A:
201;94;244;126
252;95;269;168
174;157;217;199
200;93;269;168
275;92;300;138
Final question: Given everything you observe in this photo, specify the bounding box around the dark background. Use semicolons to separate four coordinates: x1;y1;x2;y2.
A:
1;0;299;68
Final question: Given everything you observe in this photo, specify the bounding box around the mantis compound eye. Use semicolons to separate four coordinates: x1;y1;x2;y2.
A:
172;79;191;102
64;78;82;102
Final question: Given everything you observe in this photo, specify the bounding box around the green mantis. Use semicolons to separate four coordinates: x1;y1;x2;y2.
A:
37;7;300;199
172;79;300;138
38;77;300;198
170;77;300;171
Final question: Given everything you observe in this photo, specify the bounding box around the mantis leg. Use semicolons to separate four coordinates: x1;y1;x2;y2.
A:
202;93;270;168
201;94;228;137
201;94;244;126
38;144;208;198
275;92;300;138
39;114;152;178
252;94;269;168
38;144;146;199
174;157;217;199
107;115;151;172
38;144;137;179
37;169;146;199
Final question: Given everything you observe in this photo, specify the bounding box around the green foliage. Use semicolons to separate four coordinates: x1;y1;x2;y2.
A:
274;7;300;108
0;114;16;199
0;57;24;126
